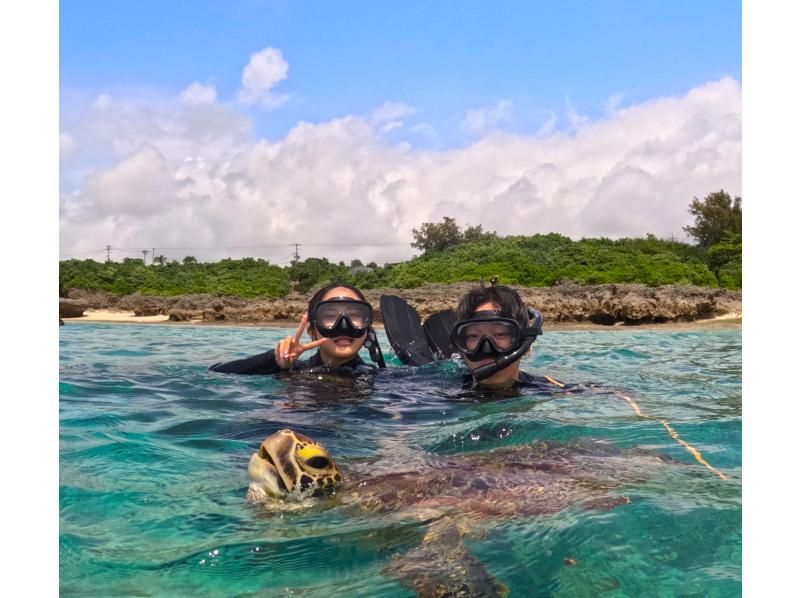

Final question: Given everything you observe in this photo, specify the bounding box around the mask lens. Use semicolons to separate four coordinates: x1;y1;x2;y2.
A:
314;300;373;331
317;304;343;328
452;319;520;354
344;304;370;328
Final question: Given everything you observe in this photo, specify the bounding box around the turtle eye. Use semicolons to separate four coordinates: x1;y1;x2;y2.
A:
305;456;330;469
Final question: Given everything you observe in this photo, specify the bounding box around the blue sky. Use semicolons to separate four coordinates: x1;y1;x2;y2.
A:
61;0;741;144
58;1;742;264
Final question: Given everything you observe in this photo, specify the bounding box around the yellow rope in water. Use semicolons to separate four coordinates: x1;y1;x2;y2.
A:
614;391;728;481
544;375;566;388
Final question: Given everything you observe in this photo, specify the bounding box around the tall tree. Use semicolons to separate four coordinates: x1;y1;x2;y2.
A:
411;216;464;253
683;190;742;247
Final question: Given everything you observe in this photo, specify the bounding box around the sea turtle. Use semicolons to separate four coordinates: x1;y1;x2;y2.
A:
247;429;674;597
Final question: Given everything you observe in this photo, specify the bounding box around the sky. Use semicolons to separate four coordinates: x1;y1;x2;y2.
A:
60;0;742;265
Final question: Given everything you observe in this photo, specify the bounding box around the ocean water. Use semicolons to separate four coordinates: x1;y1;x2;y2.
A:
59;323;741;597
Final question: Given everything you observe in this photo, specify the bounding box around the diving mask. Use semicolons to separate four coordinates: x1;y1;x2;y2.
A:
450;311;526;360
311;298;373;339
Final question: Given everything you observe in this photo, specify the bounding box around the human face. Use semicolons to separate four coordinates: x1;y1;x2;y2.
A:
313;287;369;366
462;300;522;386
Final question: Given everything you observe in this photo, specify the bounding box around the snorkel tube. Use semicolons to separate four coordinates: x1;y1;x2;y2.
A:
469;308;543;383
364;327;387;368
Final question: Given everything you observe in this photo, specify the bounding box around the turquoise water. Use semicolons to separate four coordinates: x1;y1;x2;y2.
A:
60;323;741;596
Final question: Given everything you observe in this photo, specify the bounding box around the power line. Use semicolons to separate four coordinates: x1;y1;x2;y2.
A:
302;243;409;247
109;242;410;251
116;243;298;250
61;241;414;263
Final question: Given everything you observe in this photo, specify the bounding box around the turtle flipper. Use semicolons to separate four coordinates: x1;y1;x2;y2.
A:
383;518;507;597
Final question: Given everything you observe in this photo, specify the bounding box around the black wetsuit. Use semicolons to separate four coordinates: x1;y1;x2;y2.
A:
462;370;568;390
517;371;565;388
209;349;376;376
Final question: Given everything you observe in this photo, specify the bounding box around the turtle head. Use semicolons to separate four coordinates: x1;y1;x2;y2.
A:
247;429;342;501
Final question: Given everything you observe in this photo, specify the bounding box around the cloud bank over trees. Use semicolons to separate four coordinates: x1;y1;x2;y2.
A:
60;50;741;265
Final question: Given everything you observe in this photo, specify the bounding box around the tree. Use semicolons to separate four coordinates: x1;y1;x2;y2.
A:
153;255;166;266
288;257;348;293
707;231;742;277
182;256;198;265
350;259;364;268
463;224;497;243
683;190;742;248
411;216;463;253
411;218;498;254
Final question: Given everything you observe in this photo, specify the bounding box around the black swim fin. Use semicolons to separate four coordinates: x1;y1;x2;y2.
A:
423;309;459;360
379;295;436;366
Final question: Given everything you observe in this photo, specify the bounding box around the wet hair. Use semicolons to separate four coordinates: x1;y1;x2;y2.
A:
306;282;368;321
454;285;529;328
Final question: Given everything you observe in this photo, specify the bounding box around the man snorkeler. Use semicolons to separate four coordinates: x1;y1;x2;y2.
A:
380;278;563;389
450;282;563;388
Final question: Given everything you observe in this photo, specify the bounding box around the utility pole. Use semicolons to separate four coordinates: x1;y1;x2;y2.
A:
106;245;111;263
291;243;300;265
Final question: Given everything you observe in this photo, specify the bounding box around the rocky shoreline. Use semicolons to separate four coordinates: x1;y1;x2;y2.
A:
60;283;741;327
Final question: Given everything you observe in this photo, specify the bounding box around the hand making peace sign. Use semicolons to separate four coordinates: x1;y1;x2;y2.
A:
275;314;330;369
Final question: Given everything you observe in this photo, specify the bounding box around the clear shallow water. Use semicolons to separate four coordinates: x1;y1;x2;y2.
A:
60;323;741;597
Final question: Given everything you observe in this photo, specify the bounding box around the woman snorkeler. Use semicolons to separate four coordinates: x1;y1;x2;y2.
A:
209;282;384;376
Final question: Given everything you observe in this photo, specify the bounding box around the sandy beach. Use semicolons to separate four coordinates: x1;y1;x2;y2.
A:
71;309;174;324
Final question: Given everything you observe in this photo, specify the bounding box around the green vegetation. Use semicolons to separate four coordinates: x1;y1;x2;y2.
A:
683;190;741;248
59;257;291;298
60;191;742;297
375;233;719;288
682;189;742;289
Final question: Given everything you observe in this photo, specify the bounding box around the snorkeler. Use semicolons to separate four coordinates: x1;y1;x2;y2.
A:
209;283;385;376
450;282;562;388
381;279;563;389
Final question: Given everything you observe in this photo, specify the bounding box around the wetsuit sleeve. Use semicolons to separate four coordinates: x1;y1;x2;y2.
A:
208;349;285;375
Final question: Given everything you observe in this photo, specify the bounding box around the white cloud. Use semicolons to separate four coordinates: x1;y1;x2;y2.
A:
82;145;180;217
535;111;558;137
59;78;741;264
59;133;76;160
462;100;513;135
565;97;588;129
237;47;289;107
180;82;217;105
370;102;415;123
605;92;625;114
369;101;416;133
93;93;112;110
61;90;253;167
